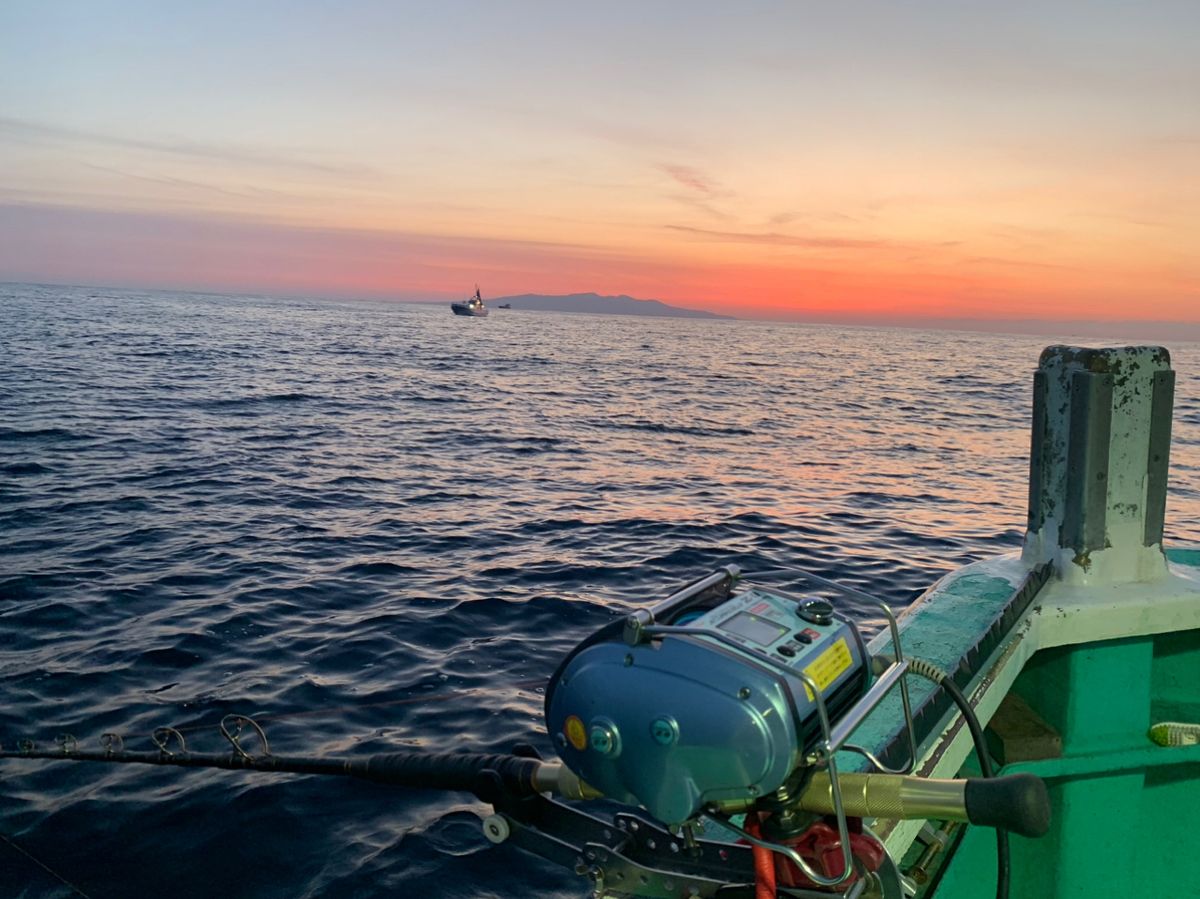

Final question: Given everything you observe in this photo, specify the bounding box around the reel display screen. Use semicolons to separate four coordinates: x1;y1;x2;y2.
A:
719;611;788;646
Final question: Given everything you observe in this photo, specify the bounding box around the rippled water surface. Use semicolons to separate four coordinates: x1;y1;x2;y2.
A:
3;284;1199;898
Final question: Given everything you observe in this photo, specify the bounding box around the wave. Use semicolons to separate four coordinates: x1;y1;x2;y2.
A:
1;285;1198;898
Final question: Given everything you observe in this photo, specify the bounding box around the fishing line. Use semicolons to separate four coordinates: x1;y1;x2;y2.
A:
162;678;547;737
0;830;95;899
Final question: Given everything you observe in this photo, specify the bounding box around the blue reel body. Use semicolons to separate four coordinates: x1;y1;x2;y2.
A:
545;580;870;824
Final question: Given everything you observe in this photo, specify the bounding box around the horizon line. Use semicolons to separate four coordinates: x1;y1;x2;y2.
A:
5;278;1199;344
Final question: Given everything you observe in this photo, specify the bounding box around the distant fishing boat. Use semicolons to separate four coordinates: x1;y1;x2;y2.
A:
451;287;488;317
498;303;511;309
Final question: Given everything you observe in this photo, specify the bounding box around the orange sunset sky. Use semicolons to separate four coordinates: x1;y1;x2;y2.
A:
1;2;1198;334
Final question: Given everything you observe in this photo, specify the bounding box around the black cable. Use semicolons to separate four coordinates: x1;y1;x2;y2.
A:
885;654;1011;899
936;675;1010;899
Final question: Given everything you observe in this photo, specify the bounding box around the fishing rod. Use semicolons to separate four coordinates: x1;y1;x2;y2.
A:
0;714;1041;835
2;565;1052;899
0;715;588;800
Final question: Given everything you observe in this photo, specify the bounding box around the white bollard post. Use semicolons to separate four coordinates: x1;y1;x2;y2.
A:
1022;345;1175;584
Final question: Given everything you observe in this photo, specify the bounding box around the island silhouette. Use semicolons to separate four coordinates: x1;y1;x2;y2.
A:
488;292;732;319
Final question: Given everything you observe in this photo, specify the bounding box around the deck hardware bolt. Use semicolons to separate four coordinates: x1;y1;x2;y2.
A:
482;815;510;844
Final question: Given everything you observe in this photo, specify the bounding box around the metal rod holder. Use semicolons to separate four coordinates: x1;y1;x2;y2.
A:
776;573;918;888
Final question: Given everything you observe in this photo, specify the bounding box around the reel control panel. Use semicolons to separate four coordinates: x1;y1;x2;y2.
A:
688;588;860;688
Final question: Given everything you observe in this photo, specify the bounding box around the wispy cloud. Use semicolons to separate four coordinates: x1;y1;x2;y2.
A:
656;163;736;220
82;163;293;201
963;255;1078;271
659;163;717;195
665;224;889;249
1151;134;1200;147
769;210;865;226
0;116;377;179
0;201;615;266
0;201;697;302
667;196;733;221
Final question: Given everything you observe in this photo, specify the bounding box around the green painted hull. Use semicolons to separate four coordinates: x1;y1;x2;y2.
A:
930;627;1200;896
871;547;1200;898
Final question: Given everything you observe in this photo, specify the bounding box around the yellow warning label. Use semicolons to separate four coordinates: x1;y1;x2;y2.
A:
802;637;852;700
564;715;587;751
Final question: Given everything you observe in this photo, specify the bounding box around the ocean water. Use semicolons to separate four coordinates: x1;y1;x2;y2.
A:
2;283;1198;898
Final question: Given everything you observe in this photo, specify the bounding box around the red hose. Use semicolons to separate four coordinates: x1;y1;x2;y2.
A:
744;814;777;899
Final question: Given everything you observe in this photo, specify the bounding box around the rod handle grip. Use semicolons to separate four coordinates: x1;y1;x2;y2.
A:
797;771;1051;838
964;773;1050;838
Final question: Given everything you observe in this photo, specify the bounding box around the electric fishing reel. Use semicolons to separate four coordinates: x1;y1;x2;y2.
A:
546;565;871;826
534;565;1051;895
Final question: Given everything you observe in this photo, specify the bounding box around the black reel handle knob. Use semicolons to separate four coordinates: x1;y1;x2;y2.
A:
964;773;1051;838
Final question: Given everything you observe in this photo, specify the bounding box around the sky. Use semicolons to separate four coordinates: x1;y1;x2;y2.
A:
1;1;1198;334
